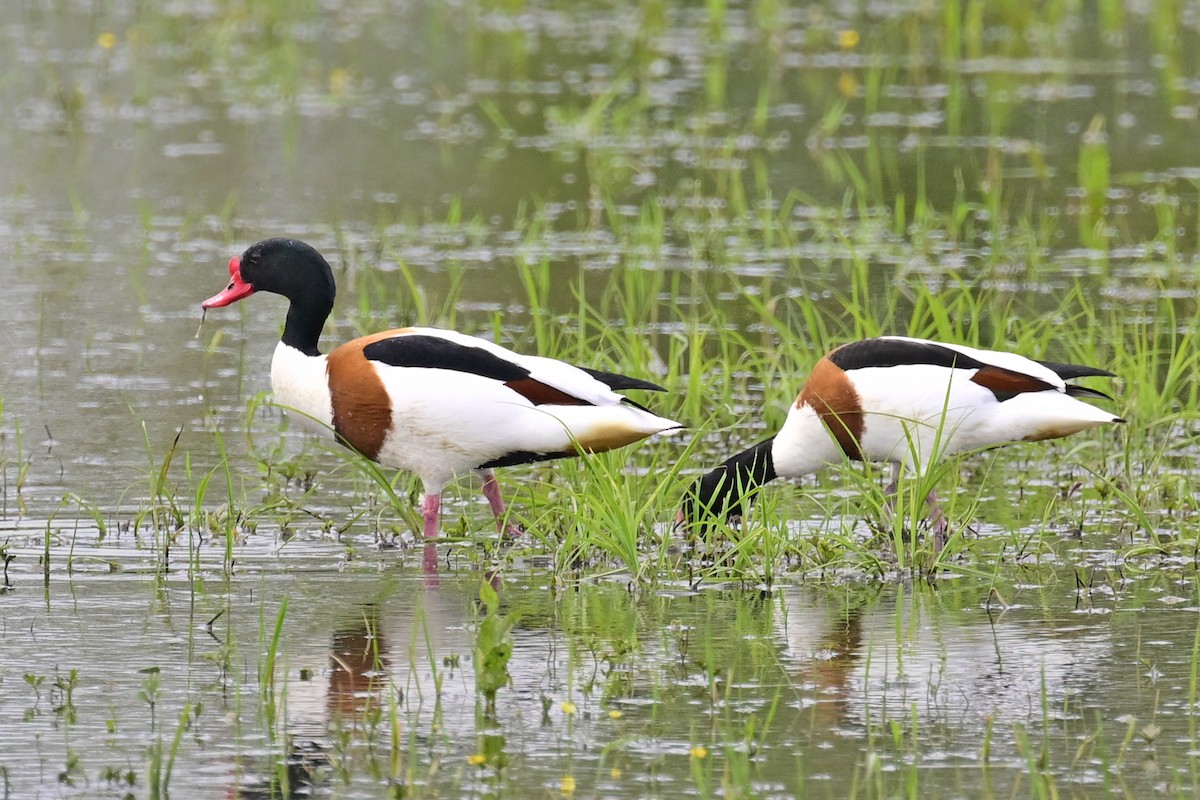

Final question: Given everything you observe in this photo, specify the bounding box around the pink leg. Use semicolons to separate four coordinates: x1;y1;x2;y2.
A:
885;462;902;496
883;466;948;549
480;470;523;538
422;543;440;579
924;489;949;551
421;493;441;540
880;462;903;524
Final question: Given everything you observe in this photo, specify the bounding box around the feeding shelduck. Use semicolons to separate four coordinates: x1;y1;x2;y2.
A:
680;336;1124;541
202;238;681;539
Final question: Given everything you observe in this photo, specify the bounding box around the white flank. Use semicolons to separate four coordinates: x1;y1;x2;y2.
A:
987;390;1120;440
370;362;679;493
773;359;1118;478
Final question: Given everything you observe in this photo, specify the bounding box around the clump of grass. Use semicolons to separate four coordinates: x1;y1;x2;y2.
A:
260;595;289;728
0;538;12;589
0;393;31;517
130;423;186;575
146;703;193;799
474;578;516;717
1078;114;1111;252
531;439;692;583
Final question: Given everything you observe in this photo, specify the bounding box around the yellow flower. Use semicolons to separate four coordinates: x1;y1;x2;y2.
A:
561;775;577;794
328;68;352;96
838;71;859;98
611;767;622;779
690;745;709;759
607;709;622;719
838;29;860;49
467;753;486;766
561;701;577;715
97;32;118;50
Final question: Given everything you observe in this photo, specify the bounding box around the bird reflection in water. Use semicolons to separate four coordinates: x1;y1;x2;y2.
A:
232;568;506;798
232;603;391;799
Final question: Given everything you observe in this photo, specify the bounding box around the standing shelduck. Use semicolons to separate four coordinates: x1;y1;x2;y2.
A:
680;336;1124;540
202;238;681;539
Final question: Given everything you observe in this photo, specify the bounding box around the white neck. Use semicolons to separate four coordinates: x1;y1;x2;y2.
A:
270;341;334;433
770;405;844;478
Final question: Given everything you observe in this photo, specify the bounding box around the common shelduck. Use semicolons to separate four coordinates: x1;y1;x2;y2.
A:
680;336;1124;541
202;238;681;540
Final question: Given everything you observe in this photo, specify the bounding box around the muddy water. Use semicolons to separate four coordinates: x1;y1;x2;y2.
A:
1;1;1199;797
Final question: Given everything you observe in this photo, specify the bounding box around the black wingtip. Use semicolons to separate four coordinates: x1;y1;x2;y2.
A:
1064;384;1115;401
1037;360;1117;381
581;367;667;392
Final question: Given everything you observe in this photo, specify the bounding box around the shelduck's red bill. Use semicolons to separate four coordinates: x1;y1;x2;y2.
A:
202;256;255;308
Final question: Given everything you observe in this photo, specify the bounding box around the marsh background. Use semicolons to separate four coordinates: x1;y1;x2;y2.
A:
1;1;1199;798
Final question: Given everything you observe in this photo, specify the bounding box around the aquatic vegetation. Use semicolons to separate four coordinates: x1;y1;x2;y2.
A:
474;579;516;717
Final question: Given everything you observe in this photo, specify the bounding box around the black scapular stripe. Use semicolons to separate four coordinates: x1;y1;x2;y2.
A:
363;335;529;381
363;336;664;408
829;338;1117;403
828;338;990;372
829;339;1117;385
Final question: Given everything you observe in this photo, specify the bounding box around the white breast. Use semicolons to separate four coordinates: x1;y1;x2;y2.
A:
270;341;334;433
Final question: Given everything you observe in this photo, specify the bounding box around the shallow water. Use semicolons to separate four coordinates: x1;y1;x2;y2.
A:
1;0;1199;797
2;533;1198;798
